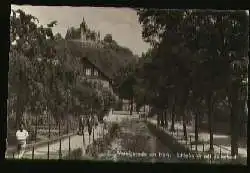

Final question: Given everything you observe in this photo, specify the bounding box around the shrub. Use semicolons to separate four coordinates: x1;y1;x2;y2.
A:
113;100;123;110
64;148;83;160
86;143;98;158
109;122;120;138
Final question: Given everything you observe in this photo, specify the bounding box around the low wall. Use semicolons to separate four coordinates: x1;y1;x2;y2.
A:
147;122;189;154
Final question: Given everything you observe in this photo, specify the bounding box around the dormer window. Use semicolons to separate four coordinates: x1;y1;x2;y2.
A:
86;68;91;76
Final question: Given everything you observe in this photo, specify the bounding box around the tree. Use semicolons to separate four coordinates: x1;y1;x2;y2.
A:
192;10;248;155
65;27;81;40
55;33;63;40
137;9;194;139
9;9;136;139
137;9;248;156
9;9;57;127
103;33;113;44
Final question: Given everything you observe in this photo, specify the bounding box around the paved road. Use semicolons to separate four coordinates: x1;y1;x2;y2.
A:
97;117;179;162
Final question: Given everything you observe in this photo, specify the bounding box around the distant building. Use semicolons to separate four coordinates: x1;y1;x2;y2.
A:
59;18;135;104
121;99;136;112
79;17;104;49
139;105;150;113
77;18;115;94
80;55;114;93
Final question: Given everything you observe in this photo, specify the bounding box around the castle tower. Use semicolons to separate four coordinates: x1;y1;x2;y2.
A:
80;17;87;44
97;31;100;41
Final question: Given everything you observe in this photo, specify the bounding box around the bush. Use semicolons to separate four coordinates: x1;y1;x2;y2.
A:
64;148;83;160
86;124;117;158
108;122;120;138
113;100;123;110
148;109;156;118
86;143;98;158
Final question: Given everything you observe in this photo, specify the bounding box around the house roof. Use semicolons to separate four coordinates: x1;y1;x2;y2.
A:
55;39;135;81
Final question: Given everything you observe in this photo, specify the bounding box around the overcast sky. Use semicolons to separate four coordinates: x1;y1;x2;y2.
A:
11;5;151;56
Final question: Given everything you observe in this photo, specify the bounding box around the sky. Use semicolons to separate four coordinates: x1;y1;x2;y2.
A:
11;5;151;56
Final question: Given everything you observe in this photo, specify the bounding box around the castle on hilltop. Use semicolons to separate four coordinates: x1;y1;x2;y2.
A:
79;17;103;48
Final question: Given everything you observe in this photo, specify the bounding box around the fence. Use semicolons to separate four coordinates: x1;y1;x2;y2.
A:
6;111;80;159
171;126;247;164
6;110;111;160
149;119;247;164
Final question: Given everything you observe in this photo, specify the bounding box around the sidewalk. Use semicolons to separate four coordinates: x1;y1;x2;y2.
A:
7;124;108;160
147;117;247;163
8;111;122;160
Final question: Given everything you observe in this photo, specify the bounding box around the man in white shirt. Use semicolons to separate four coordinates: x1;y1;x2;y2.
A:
16;123;29;159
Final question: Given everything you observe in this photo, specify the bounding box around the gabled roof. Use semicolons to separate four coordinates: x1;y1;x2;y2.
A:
55;39;136;81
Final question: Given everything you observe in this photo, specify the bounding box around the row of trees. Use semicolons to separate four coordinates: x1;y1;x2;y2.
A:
116;10;248;157
8;9;118;131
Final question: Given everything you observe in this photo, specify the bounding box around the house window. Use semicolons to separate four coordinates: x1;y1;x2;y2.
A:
94;69;98;76
86;68;91;76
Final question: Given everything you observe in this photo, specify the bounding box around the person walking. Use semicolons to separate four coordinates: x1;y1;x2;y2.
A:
5;138;8;158
78;116;85;135
16;123;29;159
87;116;92;143
157;113;160;127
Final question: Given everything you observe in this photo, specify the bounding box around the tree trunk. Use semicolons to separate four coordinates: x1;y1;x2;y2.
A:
194;109;199;144
181;106;187;141
157;112;160;127
207;94;214;152
230;88;239;157
15;94;24;128
170;105;175;132
164;110;168;129
130;98;133;115
230;102;239;156
160;110;164;127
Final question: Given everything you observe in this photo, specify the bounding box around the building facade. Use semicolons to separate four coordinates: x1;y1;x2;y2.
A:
80;57;113;92
78;17;114;94
122;99;136;112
